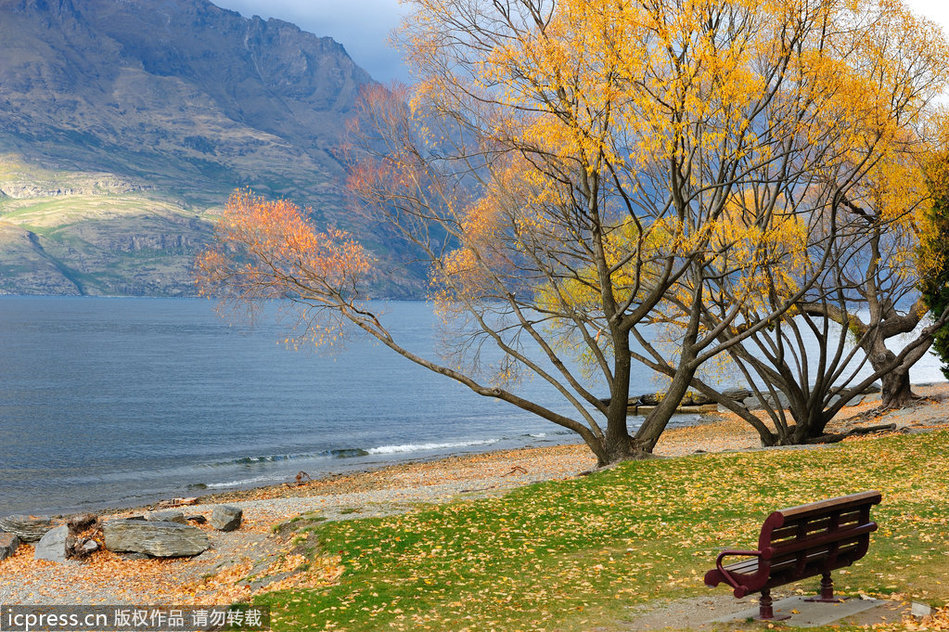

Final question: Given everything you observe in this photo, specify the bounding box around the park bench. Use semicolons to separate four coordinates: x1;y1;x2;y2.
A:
704;490;882;620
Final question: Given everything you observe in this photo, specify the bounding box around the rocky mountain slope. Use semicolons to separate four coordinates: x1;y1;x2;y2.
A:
0;0;418;296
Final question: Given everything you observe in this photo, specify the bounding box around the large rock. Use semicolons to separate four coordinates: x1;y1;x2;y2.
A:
34;525;70;562
636;391;716;408
0;514;54;542
687;392;714;406
144;509;186;524
210;505;242;532
721;387;752;402
745;391;792;411
828;392;864;408
103;520;209;557
0;533;19;560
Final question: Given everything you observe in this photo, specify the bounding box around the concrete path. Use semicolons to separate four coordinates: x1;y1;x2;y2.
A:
711;595;886;627
620;593;912;630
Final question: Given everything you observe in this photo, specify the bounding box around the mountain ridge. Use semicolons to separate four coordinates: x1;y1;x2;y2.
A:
0;0;421;296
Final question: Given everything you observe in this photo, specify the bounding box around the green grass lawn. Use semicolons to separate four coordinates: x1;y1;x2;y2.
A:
256;430;949;631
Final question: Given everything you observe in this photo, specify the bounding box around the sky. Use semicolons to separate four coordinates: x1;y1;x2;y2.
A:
214;0;949;84
903;0;949;37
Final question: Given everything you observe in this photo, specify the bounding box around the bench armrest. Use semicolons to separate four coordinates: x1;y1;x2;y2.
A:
715;549;762;590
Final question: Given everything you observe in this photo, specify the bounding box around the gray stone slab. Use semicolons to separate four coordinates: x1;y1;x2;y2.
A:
34;525;69;562
0;514;53;542
0;532;20;560
103;519;209;557
713;596;884;628
144;509;186;523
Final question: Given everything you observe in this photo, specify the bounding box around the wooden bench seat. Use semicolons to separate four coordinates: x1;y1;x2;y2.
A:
704;490;881;620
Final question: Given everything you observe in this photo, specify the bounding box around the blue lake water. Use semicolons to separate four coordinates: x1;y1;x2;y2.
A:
0;297;653;516
0;296;945;517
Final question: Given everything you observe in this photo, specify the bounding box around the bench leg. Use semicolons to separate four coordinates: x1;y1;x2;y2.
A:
757;589;790;621
804;572;846;603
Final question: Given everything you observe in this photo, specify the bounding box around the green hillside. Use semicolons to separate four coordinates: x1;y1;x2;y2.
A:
0;154;216;295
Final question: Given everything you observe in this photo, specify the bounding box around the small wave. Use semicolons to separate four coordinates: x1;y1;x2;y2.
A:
213;448;370;467
211;453;313;467
522;430;573;438
366;439;500;455
327;448;370;459
203;474;281;489
233;455;289;464
209;433;555;469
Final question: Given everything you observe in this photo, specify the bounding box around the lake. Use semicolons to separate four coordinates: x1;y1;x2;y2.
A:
0;297;648;516
0;296;944;517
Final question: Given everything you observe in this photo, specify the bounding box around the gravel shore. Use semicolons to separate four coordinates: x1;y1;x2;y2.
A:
2;383;946;607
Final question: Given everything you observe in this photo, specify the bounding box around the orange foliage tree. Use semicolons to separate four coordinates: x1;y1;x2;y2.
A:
197;0;946;464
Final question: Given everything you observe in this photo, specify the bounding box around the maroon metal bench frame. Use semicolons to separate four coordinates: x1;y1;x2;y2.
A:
704;490;882;620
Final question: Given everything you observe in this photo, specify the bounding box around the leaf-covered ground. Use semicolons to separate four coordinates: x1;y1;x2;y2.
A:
259;429;949;631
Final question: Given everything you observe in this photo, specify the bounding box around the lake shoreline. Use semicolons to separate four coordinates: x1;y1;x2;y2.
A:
1;383;948;606
43;380;949;519
0;296;675;518
115;381;949;515
6;296;948;518
1;376;940;527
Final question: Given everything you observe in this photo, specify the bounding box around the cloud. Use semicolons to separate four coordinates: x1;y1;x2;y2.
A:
213;0;410;83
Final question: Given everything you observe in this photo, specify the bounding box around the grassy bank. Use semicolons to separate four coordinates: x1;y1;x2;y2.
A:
257;429;949;631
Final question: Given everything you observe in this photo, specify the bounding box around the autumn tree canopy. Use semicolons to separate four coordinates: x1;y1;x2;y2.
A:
680;112;949;443
197;0;949;465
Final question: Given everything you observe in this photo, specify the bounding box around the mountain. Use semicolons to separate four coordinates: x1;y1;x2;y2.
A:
0;0;417;296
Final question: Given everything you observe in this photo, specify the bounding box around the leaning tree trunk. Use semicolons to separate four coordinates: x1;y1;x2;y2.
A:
859;299;936;409
633;356;701;455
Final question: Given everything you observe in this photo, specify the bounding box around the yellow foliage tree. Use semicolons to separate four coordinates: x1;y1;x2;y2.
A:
197;0;947;463
665;9;949;443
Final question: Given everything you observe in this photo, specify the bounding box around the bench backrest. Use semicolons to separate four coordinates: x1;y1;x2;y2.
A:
757;490;881;581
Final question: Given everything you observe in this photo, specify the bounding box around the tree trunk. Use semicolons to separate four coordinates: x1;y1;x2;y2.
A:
866;343;922;409
880;370;917;409
859;305;933;409
598;431;653;465
774;401;833;445
592;335;656;466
